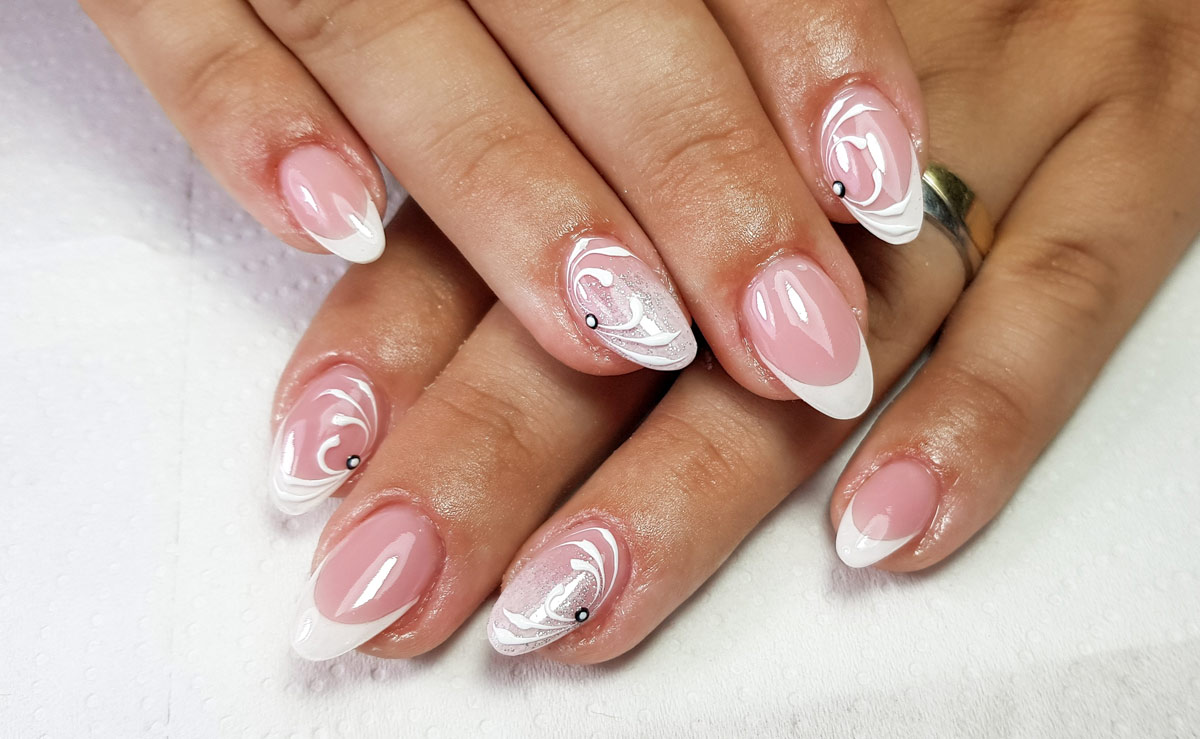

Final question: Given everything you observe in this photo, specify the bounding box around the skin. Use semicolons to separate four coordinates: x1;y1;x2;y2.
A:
80;0;922;401
270;0;1200;662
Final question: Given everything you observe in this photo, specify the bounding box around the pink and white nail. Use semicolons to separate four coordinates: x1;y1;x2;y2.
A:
279;145;385;263
742;255;873;419
488;522;629;656
270;364;384;516
836;458;939;568
292;505;442;661
565;236;697;371
820;83;922;245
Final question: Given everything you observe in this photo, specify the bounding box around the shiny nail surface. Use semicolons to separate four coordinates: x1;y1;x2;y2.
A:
279;145;385;263
270;364;383;516
291;505;443;661
742;255;872;419
836;458;939;568
565;236;696;371
820;83;922;244
488;522;628;656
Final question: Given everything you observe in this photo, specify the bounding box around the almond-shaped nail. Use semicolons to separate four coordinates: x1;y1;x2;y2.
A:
279;145;385;263
836;458;939;568
742;255;872;419
488;522;629;656
269;364;384;516
565;236;697;371
820;83;922;244
291;504;443;661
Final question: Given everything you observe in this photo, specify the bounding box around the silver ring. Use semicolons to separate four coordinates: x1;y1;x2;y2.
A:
922;163;994;281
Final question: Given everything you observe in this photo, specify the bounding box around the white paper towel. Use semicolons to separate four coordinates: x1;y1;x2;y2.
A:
1;3;1198;737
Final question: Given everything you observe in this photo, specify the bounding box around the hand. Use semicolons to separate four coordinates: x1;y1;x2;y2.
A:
268;0;1200;662
82;0;930;419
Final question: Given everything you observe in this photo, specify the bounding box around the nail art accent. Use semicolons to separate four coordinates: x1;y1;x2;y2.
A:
742;255;872;419
836;458;939;568
565;236;697;371
820;84;922;245
488;523;628;656
270;364;383;516
279;145;385;263
291;505;442;661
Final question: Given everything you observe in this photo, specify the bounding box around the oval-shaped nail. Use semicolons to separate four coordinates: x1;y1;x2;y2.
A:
291;504;443;661
279;145;385;263
836;458;939;568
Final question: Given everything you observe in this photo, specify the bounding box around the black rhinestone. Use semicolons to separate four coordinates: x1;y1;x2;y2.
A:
574;608;590;622
832;180;846;198
346;455;361;470
584;314;599;329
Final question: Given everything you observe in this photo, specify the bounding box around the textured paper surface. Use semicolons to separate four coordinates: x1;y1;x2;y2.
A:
2;4;1199;737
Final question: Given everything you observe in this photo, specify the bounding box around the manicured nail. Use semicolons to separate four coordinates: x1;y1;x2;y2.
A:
836;458;939;568
269;364;384;516
291;504;443;661
565;236;697;371
279;145;385;263
820;83;922;245
742;255;872;419
488;522;628;656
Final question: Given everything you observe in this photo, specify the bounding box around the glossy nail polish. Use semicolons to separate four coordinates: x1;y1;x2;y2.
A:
565;236;697;371
279;145;385;263
488;522;628;656
741;255;872;419
269;364;383;516
836;458;939;568
291;504;443;661
820;83;922;244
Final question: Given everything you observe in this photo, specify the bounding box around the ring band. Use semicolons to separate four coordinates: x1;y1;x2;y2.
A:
921;163;994;281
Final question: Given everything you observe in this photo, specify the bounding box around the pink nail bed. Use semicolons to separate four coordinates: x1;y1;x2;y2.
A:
820;83;923;244
269;363;384;516
836;458;939;568
565;236;697;371
488;521;629;656
741;255;872;419
291;504;443;661
279;145;385;263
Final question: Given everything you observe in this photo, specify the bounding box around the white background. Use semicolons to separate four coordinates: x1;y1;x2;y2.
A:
2;3;1199;737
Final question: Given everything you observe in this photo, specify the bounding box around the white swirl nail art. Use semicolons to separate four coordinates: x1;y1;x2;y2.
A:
565;237;697;371
820;85;923;245
488;525;628;656
270;364;382;516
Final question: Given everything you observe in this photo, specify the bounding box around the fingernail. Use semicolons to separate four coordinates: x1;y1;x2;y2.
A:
742;255;872;419
488;522;629;656
565;236;697;371
279;145;385;263
269;363;384;516
820;83;922;244
291;504;443;661
836;458;939;568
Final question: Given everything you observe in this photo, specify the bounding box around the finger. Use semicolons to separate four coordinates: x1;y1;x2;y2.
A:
485;223;968;661
80;0;388;262
831;102;1200;571
471;0;877;417
706;0;927;242
269;200;492;515
245;0;697;375
287;306;666;661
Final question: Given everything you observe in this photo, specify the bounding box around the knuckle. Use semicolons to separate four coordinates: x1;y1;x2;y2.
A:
175;38;269;124
647;404;766;497
933;358;1034;440
255;0;446;54
423;375;548;467
426;109;547;206
997;237;1122;333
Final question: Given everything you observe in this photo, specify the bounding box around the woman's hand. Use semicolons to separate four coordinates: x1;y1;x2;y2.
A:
269;0;1200;662
81;0;931;419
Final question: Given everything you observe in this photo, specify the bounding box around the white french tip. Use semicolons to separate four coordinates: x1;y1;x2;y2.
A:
308;200;385;264
762;331;873;420
835;496;915;568
289;561;416;662
848;147;924;246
